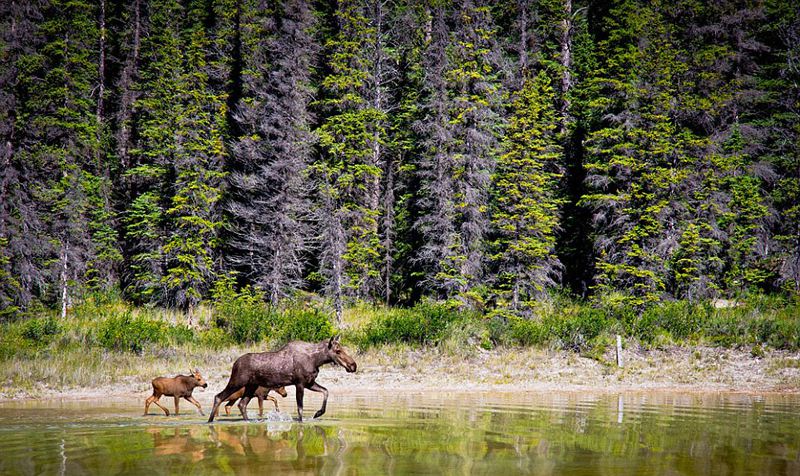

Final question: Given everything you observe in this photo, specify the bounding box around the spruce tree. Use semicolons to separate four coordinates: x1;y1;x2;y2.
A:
314;0;388;316
489;72;562;309
226;0;316;303
414;0;504;299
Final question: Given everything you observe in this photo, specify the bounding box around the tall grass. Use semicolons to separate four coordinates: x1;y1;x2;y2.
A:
0;289;798;393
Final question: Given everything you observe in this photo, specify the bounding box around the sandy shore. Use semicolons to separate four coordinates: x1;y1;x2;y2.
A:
3;344;798;402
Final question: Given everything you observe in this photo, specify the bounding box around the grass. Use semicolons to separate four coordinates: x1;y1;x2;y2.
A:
0;290;798;395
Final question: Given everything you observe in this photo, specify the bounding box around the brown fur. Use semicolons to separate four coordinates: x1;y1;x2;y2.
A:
144;369;208;416
216;386;288;417
207;336;357;422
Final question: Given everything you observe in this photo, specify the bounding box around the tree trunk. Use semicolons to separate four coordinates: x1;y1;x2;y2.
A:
559;0;573;135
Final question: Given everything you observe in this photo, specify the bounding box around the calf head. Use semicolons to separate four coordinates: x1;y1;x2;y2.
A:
190;369;208;388
327;336;357;373
275;386;288;398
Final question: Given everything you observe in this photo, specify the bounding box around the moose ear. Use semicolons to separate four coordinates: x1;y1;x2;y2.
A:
334;334;341;343
328;336;335;349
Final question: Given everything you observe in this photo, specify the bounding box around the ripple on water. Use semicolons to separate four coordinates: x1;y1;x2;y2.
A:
0;391;798;475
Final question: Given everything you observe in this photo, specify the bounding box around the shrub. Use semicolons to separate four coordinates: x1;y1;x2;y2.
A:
97;313;170;353
508;316;546;346
21;317;60;343
359;301;468;347
636;301;707;342
213;284;274;344
278;308;334;343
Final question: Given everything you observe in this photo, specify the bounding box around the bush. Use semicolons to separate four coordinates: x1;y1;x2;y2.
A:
358;301;468;347
278;308;334;343
636;301;708;342
97;312;192;353
213;283;275;344
21;317;60;343
212;281;335;344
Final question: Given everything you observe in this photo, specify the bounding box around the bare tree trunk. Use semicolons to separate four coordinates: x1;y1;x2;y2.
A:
518;0;530;80
559;0;573;136
60;245;69;319
383;158;395;305
97;0;106;129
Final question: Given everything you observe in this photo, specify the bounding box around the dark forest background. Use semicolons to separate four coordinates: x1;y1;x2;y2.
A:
1;0;799;322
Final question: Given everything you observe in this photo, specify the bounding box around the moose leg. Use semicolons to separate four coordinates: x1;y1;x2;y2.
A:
256;393;264;418
307;382;329;419
174;396;180;415
144;394;163;416
238;384;258;421
295;384;305;422
185;396;204;416
148;395;170;416
208;384;243;423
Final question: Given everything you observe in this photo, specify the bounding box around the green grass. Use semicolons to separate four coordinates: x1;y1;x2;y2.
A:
0;290;798;393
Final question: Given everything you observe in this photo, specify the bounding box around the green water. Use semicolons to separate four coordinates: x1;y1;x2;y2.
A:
0;391;797;475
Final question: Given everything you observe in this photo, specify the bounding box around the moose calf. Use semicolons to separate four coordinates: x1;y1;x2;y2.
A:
216;386;288;418
144;369;208;416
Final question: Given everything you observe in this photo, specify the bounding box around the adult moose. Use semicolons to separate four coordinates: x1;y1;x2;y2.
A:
207;336;357;423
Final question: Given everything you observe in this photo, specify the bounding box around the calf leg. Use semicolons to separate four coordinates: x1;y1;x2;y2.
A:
307;382;329;419
237;384;259;421
185;396;204;416
295;384;305;422
224;399;237;415
256;393;264;418
174;396;180;415
145;394;170;416
208;384;243;423
267;395;279;411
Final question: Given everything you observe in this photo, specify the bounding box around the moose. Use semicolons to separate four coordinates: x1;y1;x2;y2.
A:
215;386;289;418
207;336;357;423
144;369;208;416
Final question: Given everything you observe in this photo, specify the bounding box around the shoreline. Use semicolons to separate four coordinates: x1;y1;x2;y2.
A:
3;344;798;402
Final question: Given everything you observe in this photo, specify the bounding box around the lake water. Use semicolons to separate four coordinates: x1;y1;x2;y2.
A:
0;391;797;475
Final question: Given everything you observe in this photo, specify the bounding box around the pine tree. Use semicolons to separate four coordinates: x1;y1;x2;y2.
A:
414;0;504;299
160;0;227;314
226;0;316;303
314;0;388;316
0;0;48;318
16;0;119;315
489;72;562;309
126;0;226;313
583;0;702;305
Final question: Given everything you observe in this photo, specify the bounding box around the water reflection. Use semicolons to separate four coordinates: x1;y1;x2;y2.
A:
0;392;798;475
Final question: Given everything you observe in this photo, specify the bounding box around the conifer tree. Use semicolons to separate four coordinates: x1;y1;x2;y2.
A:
17;0;120;315
226;0;316;303
583;0;701;305
315;0;389;316
489;72;562;309
0;0;47;318
414;0;504;299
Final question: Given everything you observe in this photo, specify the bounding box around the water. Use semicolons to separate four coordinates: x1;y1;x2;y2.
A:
0;391;798;475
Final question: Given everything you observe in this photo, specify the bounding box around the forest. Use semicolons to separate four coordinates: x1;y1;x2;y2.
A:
1;0;799;325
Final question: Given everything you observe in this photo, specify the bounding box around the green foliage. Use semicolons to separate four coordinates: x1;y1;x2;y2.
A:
358;301;471;347
97;312;193;354
21;317;60;343
490;72;563;304
508;306;609;351
212;277;334;344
